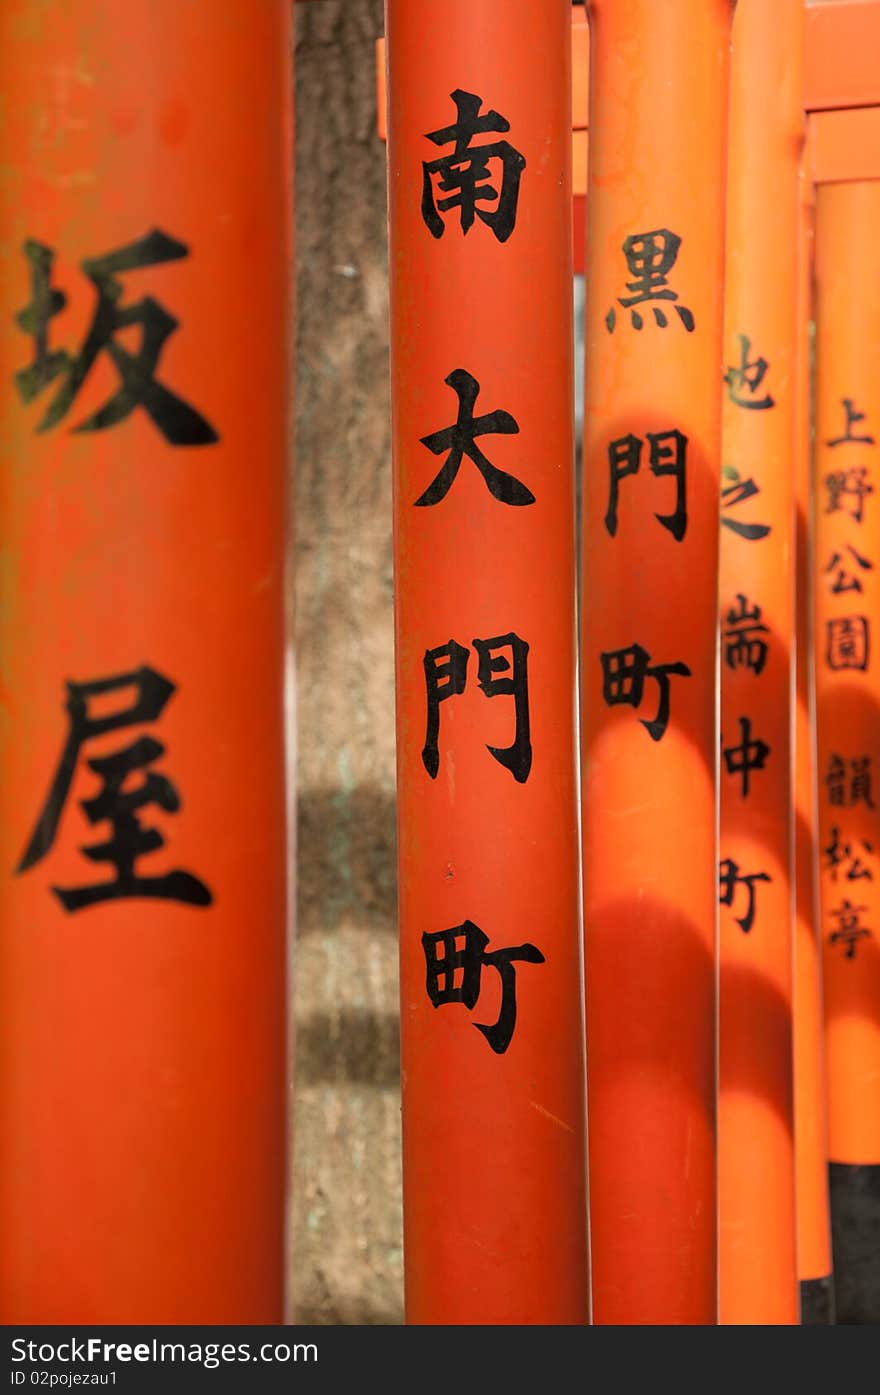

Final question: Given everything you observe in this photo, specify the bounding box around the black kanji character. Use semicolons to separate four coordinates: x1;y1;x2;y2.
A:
600;643;691;741
823;544;874;595
416;369;534;506
17;666;212;911
719;857;772;933
605;429;687;541
722;716;770;798
824;466;874;524
422;919;544;1053
14;230;218;445
605;228;694;333
421;633;531;782
823;826;874;882
721;466;772;540
827;899;872;959
421;90;525;242
826;397;875;448
722;593;769;675
826;615;870;672
724;334;775;410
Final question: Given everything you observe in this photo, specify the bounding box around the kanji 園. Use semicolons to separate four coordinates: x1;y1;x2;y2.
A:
422;919;544;1054
722;593;769;676
823;827;874;883
826;397;875;448
825;615;870;672
17;666;212;912
827;899;873;959
421;90;525;243
722;716;770;798
605;229;694;333
14;230;218;445
824;753;875;810
600;644;691;741
416;369;534;507
823;465;874;524
719;857;772;934
605;429;688;541
422;633;531;783
724;334;775;410
823;544;874;595
721;466;771;540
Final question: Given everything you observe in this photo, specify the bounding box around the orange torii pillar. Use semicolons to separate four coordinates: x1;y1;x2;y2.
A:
793;172;834;1324
0;1;291;1321
716;0;802;1326
581;0;733;1324
813;179;880;1327
386;0;589;1324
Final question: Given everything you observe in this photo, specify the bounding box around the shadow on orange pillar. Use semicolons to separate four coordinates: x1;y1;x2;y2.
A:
813;179;880;1327
581;0;733;1325
717;0;802;1327
0;1;292;1322
793;171;834;1325
386;0;589;1325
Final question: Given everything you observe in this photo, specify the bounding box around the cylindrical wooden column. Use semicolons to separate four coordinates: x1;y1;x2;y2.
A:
793;172;834;1325
387;0;589;1324
0;1;292;1321
581;0;734;1325
717;0;802;1326
813;179;880;1327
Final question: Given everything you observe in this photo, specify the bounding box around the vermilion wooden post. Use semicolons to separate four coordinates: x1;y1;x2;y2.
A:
717;0;802;1326
813;179;880;1327
386;0;589;1324
793;170;834;1325
581;0;733;1325
0;1;291;1321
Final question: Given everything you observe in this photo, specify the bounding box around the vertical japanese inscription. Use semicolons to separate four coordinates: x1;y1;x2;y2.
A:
819;398;878;960
415;91;538;1051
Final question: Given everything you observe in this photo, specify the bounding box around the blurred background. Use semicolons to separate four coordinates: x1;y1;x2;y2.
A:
292;0;400;1324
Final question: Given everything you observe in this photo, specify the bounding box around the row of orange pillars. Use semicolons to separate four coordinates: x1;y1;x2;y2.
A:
0;0;877;1326
389;0;878;1325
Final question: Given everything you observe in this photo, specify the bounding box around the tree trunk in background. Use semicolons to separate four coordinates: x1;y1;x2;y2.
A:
292;0;401;1324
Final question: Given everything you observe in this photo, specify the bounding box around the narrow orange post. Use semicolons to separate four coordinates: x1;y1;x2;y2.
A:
793;172;834;1324
386;0;589;1324
581;0;733;1324
0;2;292;1321
716;0;802;1326
813;179;880;1327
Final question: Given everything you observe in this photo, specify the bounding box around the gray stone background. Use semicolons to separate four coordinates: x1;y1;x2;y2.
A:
292;0;401;1324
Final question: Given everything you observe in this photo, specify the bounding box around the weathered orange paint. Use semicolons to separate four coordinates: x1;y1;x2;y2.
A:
793;171;833;1305
581;0;733;1325
387;0;589;1325
717;0;802;1326
813;181;880;1171
0;0;292;1322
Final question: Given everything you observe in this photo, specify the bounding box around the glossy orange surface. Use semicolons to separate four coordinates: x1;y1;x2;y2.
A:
717;0;803;1325
813;181;880;1170
387;0;589;1325
0;0;292;1322
581;0;733;1326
